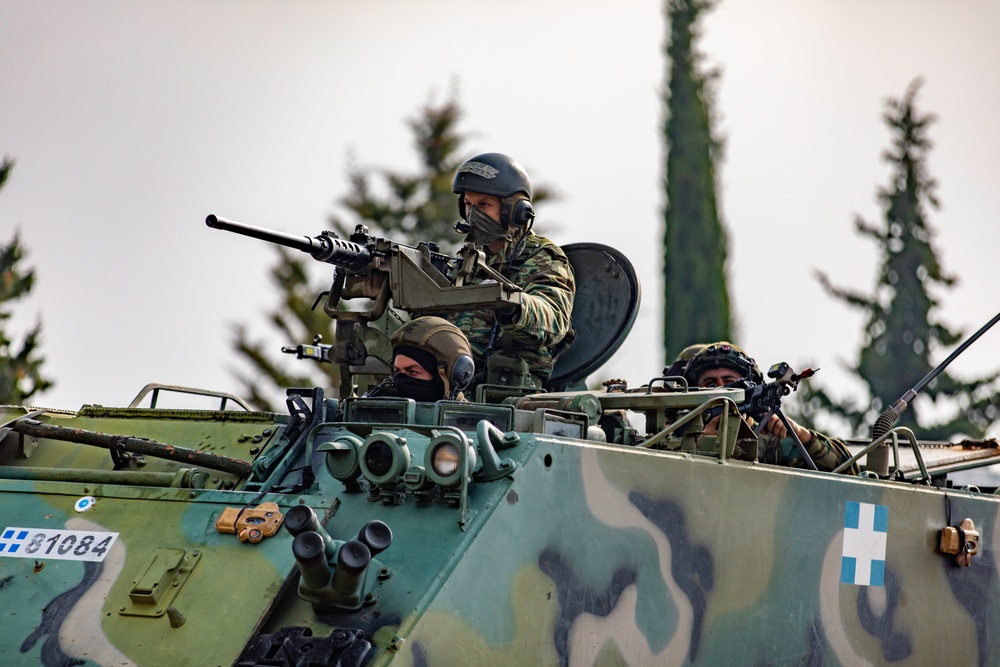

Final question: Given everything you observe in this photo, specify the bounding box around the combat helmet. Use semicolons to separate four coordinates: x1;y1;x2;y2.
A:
452;153;535;229
390;317;475;399
684;341;763;387
663;343;710;380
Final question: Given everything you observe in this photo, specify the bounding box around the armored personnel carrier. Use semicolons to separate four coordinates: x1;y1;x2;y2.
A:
1;217;998;666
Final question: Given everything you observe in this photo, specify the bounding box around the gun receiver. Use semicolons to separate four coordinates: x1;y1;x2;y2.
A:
206;214;523;395
738;363;815;424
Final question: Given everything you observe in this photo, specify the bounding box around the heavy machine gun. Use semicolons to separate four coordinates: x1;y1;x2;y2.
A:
206;214;524;395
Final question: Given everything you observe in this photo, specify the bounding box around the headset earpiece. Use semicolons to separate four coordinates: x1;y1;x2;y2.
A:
510;198;534;227
449;354;475;398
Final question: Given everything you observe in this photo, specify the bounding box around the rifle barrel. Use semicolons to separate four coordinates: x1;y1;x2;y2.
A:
206;214;371;271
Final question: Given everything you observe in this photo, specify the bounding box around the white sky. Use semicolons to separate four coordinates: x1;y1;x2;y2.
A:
1;0;998;418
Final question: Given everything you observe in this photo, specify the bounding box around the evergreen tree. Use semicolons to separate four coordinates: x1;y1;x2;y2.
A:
806;79;999;439
230;248;340;412
330;92;469;252
0;154;54;404
232;89;556;408
329;89;555;250
662;0;732;362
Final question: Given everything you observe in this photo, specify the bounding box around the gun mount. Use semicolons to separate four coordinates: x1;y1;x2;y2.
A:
206;215;524;393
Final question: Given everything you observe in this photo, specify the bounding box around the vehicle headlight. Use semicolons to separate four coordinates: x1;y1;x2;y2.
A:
431;442;461;477
359;433;410;485
319;435;363;482
425;431;476;488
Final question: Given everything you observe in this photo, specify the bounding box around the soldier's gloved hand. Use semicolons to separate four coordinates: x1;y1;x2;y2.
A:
495;304;521;324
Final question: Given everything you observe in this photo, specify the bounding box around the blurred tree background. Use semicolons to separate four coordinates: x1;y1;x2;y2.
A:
0;152;53;405
228;11;999;444
661;0;733;362
798;80;1000;439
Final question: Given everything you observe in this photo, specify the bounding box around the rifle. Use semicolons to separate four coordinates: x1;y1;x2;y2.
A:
206;215;523;394
720;362;820;470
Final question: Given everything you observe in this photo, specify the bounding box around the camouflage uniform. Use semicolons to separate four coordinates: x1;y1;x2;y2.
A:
454;231;575;389
755;422;858;474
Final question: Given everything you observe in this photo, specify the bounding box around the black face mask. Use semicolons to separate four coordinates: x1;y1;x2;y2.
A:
464;205;509;246
394;373;445;402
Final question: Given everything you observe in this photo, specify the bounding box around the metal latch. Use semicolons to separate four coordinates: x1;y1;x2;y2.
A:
940;518;979;567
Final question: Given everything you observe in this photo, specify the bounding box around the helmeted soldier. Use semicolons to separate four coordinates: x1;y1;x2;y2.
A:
683;341;764;388
368;317;475;402
662;342;712;382
451;152;576;391
685;341;857;474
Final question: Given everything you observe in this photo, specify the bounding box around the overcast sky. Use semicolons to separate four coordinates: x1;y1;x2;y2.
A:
2;0;998;421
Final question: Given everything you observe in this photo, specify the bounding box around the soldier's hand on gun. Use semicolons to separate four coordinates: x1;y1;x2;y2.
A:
702;412;813;445
758;414;814;444
701;413;734;436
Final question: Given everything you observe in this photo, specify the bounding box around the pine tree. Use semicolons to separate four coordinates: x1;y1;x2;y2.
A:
232;89;556;408
330;92;469;252
662;0;732;362
806;79;1000;439
0;154;54;405
230;248;340;412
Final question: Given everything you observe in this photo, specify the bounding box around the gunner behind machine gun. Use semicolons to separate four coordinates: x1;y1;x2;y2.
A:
685;342;858;474
205;214;526;397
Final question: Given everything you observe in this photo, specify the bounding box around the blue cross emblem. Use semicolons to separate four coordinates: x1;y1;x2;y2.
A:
0;529;30;555
841;501;888;586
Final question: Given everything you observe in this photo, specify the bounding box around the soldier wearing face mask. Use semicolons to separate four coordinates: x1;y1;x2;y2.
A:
365;316;475;402
451;153;576;392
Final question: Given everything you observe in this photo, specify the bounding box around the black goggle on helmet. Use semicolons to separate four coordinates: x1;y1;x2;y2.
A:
452;152;535;229
683;341;764;387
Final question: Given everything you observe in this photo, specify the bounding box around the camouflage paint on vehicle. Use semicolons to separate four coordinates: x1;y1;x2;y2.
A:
3;383;998;666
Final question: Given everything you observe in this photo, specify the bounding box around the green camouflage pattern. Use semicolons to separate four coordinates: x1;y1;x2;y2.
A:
453;232;576;386
2;381;999;666
759;428;859;473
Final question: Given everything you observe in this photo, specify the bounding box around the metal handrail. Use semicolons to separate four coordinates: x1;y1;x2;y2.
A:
127;383;255;411
834;426;929;481
639;395;742;461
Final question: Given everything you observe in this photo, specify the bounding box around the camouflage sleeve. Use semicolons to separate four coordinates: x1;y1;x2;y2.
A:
760;430;859;474
505;245;575;348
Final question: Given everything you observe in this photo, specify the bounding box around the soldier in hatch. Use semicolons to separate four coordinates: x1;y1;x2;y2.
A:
662;343;709;382
367;317;474;402
685;342;858;474
450;153;576;391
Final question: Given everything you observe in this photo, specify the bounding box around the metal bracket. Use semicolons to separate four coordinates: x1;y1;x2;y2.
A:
120;547;202;617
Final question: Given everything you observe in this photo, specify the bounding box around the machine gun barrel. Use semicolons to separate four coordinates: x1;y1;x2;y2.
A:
206;214;371;272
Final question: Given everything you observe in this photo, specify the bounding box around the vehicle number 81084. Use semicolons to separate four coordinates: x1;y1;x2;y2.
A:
0;527;119;562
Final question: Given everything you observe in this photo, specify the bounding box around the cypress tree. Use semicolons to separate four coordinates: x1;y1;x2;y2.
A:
662;0;732;361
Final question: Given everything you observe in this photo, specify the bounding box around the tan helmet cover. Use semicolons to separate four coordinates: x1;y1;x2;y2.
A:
391;317;473;396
